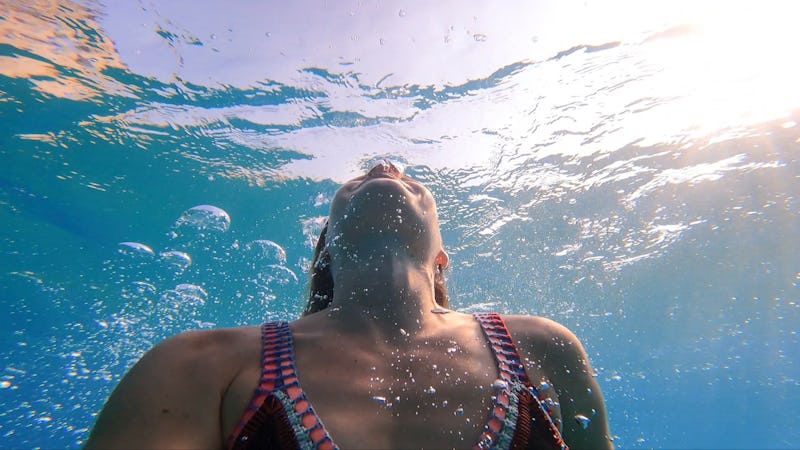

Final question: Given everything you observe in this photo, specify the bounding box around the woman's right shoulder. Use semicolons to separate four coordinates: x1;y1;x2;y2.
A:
85;325;264;448
131;325;263;386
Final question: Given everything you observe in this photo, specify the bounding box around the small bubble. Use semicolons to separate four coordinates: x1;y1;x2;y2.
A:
372;396;387;404
118;242;155;257
425;386;437;394
538;381;551;391
400;328;409;337
446;347;457;354
454;407;464;415
398;9;406;17
491;379;508;390
574;414;591;429
473;33;487;42
0;381;11;389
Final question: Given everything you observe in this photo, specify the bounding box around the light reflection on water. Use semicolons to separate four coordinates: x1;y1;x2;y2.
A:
1;0;799;448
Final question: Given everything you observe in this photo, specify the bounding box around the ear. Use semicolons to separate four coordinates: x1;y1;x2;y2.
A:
435;250;449;270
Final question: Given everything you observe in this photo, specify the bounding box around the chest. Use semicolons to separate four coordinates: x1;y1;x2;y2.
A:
223;330;563;449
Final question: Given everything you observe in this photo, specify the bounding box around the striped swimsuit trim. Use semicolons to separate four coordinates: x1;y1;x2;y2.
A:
228;314;568;450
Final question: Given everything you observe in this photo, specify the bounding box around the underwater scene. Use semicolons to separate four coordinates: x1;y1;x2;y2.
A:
1;0;798;448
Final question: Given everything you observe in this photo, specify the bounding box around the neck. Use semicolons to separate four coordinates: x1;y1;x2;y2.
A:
327;254;440;340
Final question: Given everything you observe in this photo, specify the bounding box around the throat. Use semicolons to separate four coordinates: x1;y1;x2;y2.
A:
328;259;438;337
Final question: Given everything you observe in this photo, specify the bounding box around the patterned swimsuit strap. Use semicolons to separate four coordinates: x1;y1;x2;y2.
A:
474;313;568;450
228;322;338;450
260;322;337;450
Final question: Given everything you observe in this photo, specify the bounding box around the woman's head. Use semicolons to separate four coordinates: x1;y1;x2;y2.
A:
303;163;449;315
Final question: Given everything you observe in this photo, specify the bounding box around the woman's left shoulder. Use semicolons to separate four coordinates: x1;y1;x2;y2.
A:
500;314;584;351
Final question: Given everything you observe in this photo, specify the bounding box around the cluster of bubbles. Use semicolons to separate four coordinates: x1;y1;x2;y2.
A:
94;204;300;384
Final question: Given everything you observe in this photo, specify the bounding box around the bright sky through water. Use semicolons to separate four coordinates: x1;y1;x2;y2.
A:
93;0;800;181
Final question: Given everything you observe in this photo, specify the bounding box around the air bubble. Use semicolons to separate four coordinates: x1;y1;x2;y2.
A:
574;414;591;429
491;379;508;390
425;386;437;394
260;265;298;285
162;283;207;308
245;240;287;264
118;242;155;258
159;250;192;273
174;205;231;235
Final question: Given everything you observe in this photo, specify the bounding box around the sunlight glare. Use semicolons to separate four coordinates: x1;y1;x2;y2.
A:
641;0;800;138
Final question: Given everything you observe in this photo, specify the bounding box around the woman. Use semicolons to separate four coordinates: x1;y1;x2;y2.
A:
86;162;613;449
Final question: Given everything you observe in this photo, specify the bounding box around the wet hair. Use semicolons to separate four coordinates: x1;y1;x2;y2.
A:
302;222;449;316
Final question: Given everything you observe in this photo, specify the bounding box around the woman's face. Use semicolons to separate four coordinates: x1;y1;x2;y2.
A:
326;162;444;269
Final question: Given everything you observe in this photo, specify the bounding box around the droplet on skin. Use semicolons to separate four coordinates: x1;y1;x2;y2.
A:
574;414;591;429
431;307;451;314
425;386;437;394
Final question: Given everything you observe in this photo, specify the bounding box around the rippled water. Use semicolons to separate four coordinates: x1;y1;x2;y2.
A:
1;1;799;448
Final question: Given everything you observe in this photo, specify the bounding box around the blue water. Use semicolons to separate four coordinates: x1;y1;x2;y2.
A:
2;1;799;448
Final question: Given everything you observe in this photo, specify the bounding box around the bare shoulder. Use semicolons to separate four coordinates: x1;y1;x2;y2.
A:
501;314;577;345
500;314;614;450
85;326;260;449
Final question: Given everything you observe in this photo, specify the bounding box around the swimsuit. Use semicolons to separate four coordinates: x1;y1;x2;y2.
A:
228;313;568;450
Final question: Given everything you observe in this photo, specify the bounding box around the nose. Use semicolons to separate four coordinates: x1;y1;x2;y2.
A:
367;160;401;178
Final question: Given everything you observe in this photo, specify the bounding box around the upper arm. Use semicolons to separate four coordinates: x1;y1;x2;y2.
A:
85;331;229;450
507;316;614;450
546;324;613;449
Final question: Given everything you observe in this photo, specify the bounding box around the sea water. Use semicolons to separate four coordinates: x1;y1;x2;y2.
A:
1;1;799;448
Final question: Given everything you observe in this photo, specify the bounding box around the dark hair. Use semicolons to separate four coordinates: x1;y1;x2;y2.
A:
302;222;449;316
